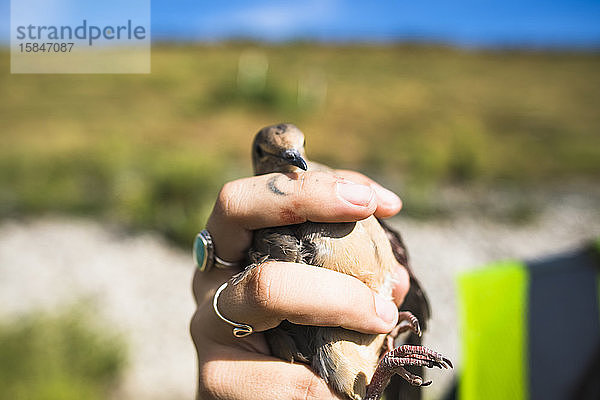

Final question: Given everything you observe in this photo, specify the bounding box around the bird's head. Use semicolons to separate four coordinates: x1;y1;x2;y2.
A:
252;123;308;175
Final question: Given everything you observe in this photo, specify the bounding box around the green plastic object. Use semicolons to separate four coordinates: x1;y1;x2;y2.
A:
458;261;529;400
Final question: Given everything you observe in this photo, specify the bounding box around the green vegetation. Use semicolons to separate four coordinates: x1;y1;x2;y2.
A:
0;307;126;400
1;44;599;245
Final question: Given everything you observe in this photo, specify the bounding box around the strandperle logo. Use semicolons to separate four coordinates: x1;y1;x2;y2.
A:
15;20;147;46
11;0;150;74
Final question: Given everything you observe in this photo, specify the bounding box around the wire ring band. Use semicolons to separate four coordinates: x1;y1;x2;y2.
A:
194;230;242;272
213;282;254;338
215;254;239;268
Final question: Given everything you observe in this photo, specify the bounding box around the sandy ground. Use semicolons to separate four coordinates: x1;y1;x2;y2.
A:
0;196;598;399
0;219;197;400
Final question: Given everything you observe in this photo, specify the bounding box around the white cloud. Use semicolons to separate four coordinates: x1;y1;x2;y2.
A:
198;0;340;39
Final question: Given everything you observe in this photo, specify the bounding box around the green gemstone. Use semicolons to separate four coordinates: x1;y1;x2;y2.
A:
194;234;207;270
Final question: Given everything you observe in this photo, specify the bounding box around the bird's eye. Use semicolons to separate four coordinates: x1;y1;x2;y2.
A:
255;144;264;158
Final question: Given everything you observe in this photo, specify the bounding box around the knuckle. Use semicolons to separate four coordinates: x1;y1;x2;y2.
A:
196;362;211;395
215;181;242;220
189;309;201;345
191;270;205;304
293;171;332;206
296;172;309;197
246;262;281;312
303;171;331;192
194;341;222;396
197;355;223;400
293;372;333;400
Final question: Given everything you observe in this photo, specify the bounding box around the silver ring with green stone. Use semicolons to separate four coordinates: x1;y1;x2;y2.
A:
193;230;242;272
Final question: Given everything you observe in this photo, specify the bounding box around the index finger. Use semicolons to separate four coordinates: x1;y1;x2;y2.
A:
206;171;378;262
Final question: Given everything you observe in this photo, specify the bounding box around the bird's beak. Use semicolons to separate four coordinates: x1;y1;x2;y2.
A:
281;149;308;171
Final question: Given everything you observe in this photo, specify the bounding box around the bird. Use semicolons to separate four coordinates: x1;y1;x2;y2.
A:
235;123;452;400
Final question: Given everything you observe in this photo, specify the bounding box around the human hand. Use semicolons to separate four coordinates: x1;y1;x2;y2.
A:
190;170;409;400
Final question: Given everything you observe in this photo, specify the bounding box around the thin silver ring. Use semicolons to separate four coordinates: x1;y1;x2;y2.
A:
213;282;254;338
214;255;239;268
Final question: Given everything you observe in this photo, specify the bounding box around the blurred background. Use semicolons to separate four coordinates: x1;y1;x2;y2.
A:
1;1;599;399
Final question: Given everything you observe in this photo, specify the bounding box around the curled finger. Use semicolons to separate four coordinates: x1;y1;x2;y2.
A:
215;261;399;334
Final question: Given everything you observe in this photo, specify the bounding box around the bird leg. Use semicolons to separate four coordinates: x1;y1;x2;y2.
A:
366;343;452;400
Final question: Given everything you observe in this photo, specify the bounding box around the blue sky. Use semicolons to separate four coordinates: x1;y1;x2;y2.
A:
3;0;600;48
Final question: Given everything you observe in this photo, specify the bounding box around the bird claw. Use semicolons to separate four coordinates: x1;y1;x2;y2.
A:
443;357;453;369
366;344;453;399
395;311;422;337
381;344;453;378
383;311;423;356
402;311;422;337
406;353;453;369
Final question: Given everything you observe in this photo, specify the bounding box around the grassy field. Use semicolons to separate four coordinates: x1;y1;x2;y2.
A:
1;43;599;245
0;306;126;400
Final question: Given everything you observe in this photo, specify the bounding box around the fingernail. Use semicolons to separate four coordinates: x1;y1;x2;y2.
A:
374;186;402;209
337;182;374;207
374;293;398;325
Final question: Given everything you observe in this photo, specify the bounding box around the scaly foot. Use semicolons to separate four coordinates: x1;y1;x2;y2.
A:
367;343;452;399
